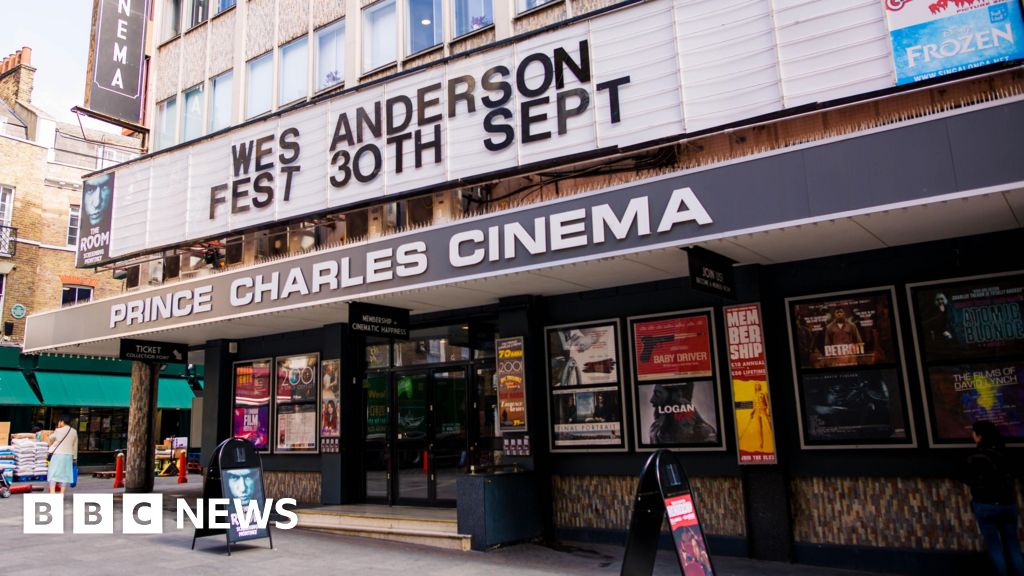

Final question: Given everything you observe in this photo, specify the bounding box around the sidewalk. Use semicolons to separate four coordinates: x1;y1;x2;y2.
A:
0;474;880;576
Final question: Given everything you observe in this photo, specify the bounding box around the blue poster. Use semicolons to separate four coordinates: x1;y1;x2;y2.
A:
887;0;1024;85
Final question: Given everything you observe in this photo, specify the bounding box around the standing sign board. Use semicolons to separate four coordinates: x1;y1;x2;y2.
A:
620;450;715;576
192;437;273;554
724;304;778;464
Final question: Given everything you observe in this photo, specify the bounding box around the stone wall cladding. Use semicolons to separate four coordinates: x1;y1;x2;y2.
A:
209;9;236;76
246;0;277;59
182;26;209;89
278;0;310;43
313;0;346;28
514;2;567;35
155;39;182;102
264;470;321;504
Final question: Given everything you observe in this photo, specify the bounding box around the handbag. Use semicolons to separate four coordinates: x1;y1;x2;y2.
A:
47;427;70;464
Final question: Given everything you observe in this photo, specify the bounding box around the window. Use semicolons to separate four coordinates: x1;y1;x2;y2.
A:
162;0;182;41
216;0;236;14
182;84;204;142
97;146;138;170
61;285;93;307
279;37;309;105
316;20;345;92
454;0;492;36
209;70;233;132
155;96;178;150
246;53;273;118
517;0;556;13
67;205;80;247
407;0;443;54
0;186;13;256
187;0;207;28
363;0;396;72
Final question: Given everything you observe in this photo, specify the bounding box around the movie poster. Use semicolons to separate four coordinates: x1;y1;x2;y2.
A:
76;173;115;267
926;362;1024;442
790;292;898;369
548;323;619;386
232;406;270;451
497;337;527;431
637;382;718;447
633;314;713;381
885;0;1024;86
551;386;623;447
275;354;319;403
725;303;777;464
276;403;317;452
664;493;715;576
222;467;269;542
912;275;1024;363
235;360;272;405
800;369;909;444
320;359;340;438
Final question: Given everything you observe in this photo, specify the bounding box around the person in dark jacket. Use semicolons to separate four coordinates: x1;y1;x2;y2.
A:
965;420;1024;576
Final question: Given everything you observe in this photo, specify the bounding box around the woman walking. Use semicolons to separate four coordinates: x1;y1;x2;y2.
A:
46;414;78;494
965;420;1024;576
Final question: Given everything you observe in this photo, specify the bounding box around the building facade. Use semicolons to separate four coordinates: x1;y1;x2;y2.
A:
24;0;1024;573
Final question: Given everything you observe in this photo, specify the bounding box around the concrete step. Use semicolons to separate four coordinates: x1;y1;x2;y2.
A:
297;514;470;551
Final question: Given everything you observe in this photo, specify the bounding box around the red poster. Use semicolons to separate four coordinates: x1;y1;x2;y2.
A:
725;304;777;465
665;494;715;576
633;315;712;381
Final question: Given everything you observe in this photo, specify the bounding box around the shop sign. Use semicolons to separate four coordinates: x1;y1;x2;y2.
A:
686;246;735;299
348;302;410;339
497;336;527;431
885;0;1024;85
724;303;777;465
118;337;188;363
84;0;147;123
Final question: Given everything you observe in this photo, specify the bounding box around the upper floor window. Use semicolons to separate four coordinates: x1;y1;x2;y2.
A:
517;0;556;14
67;205;81;247
363;0;397;72
246;53;273;119
98;146;138;170
61;285;93;307
216;0;236;14
187;0;208;29
183;84;204;142
0;186;14;226
408;0;443;55
279;37;309;105
162;0;182;41
316;20;345;92
155;96;178;151
454;0;492;37
209;70;233;132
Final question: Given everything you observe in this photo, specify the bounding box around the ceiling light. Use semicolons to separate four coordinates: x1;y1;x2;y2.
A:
421;18;431;25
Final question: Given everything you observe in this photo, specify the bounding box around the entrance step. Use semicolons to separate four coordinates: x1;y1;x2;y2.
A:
295;505;471;552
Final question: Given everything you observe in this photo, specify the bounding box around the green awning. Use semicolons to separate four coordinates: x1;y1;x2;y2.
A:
0;369;40;405
35;372;196;410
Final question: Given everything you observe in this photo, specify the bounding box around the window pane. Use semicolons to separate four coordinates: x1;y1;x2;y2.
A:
408;0;442;54
163;0;182;40
454;0;492;36
279;37;309;105
517;0;555;13
362;0;396;72
67;205;81;246
316;20;345;91
0;188;13;224
209;70;233;132
155;96;177;150
246;53;273;118
217;0;236;13
189;0;207;28
183;85;204;141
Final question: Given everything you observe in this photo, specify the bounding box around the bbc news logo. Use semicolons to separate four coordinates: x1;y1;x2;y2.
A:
23;494;298;534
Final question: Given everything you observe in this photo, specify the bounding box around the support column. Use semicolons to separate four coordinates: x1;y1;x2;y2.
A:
200;339;234;469
126;361;159;493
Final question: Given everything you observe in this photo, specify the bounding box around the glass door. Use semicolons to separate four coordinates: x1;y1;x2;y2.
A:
432;369;467;502
394;372;430;502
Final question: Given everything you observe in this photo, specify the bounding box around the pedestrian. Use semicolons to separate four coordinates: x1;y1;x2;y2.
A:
46;414;78;494
964;420;1024;576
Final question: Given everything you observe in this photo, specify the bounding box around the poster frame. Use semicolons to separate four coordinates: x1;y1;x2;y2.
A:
496;336;528;433
231;357;274;454
627;308;726;453
907;270;1024;448
545;318;629;453
785;286;917;450
273;352;321;454
320;358;341;443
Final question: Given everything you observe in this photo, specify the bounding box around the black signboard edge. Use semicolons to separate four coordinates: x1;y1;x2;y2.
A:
232;358;274;454
906;270;1024;449
784;285;918;450
625;308;727;453
497;336;529;434
544;318;629;454
273;352;321;455
685;246;737;300
348;301;411;340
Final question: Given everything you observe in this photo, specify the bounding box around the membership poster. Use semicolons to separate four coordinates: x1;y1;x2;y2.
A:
636;382;718;447
790;292;897;369
551;386;623;447
497;337;527;431
548;323;619;386
725;304;777;464
633;314;713;380
800;369;909;443
926;362;1024;442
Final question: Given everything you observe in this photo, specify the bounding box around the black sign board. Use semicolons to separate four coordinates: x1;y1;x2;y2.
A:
85;0;148;124
192;438;273;555
119;338;188;363
686;247;736;299
620;450;716;576
348;301;410;339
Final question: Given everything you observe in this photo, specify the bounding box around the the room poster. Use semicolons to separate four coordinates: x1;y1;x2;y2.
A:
724;304;777;464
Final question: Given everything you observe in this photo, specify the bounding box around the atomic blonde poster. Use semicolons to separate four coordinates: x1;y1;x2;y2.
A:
725;304;777;464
